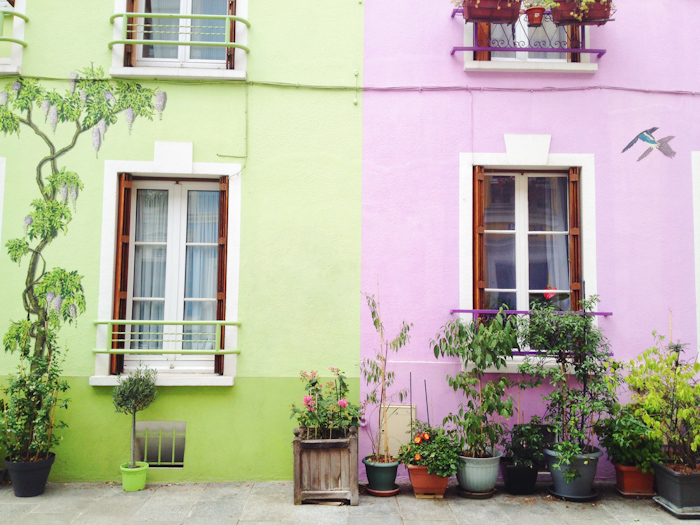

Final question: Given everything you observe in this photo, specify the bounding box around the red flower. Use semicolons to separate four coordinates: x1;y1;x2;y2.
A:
413;436;422;444
422;433;430;441
414;453;422;461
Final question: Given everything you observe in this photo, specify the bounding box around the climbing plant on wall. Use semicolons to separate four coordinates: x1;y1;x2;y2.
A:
0;66;166;462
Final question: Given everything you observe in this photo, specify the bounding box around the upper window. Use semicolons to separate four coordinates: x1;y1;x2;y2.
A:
0;0;27;76
473;167;582;312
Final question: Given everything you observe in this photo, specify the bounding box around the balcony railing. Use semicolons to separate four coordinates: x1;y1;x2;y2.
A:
108;12;250;54
93;320;241;355
451;10;606;59
0;9;28;47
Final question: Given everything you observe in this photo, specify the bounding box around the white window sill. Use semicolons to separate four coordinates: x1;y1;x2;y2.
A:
0;65;21;75
464;61;597;74
89;374;234;387
109;66;246;81
463;354;571;373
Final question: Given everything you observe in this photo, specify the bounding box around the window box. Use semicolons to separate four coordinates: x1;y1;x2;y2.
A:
552;1;614;26
462;0;522;24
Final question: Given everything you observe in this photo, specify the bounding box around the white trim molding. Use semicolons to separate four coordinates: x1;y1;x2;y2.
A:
692;151;700;355
0;0;27;76
0;157;5;242
91;141;242;387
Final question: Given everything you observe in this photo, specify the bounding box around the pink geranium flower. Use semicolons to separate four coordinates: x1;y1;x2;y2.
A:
338;399;348;409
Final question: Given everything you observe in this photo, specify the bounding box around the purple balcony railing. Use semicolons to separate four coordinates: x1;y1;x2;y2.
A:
450;9;607;59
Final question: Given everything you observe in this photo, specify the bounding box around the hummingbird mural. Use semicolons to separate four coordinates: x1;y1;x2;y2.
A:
622;127;676;161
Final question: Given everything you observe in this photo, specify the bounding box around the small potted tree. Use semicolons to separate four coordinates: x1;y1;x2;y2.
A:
626;333;700;516
432;307;518;497
518;297;617;500
397;421;460;498
500;416;549;495
595;404;661;497
361;292;411;496
113;365;158;492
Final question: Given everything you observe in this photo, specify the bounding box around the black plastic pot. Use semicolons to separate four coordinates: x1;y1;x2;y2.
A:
5;453;55;497
500;460;539;495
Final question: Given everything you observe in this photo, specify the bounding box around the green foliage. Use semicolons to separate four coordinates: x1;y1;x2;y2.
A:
6;238;29;264
432;308;517;457
35;268;86;326
626;333;700;469
595;404;662;472
113;366;158;416
502;416;549;468
517;297;618;482
26;199;71;240
290;368;361;439
397;421;460;478
361;292;411;461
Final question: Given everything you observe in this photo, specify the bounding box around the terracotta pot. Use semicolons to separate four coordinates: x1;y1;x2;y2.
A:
525;6;546;26
462;0;522;24
614;463;655;497
407;465;449;498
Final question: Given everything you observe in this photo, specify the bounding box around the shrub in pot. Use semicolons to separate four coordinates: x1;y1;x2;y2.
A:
595;404;662;497
290;367;362;505
360;292;411;496
518;297;617;500
626;334;700;515
397;421;460;498
432;307;517;497
500;416;549;495
113;365;158;492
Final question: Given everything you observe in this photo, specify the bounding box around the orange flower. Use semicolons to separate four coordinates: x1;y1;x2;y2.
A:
414;453;422;461
422;433;430;441
407;446;411;452
413;436;422;444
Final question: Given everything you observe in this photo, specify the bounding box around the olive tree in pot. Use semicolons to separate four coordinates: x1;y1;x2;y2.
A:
113;366;158;492
432;308;517;497
360;292;411;496
625;333;700;516
518;297;617;501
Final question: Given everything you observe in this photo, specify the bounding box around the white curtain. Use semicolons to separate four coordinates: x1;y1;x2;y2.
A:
143;0;180;59
190;0;227;61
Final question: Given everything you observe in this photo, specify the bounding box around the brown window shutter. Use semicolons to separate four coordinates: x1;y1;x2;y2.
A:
124;0;138;67
226;0;236;70
568;167;582;311
215;176;229;374
111;173;133;374
475;23;491;62
567;25;581;64
473;166;486;310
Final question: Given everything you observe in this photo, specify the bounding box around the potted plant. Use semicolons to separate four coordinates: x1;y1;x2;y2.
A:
522;1;547;26
625;333;700;516
550;0;614;25
290;367;361;505
518;296;617;500
360;292;411;496
397;421;460;498
457;0;523;24
432;307;518;497
595;404;661;497
500;416;549;495
113;365;158;492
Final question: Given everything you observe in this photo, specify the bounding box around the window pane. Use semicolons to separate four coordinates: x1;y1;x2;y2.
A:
135;190;168;242
190;0;226;61
528;19;566;60
131;300;164;349
183;301;216;350
184;246;218;298
134;245;167;298
490;23;516;59
485;176;515;230
528;234;570;290
528;177;568;232
483;291;516;310
142;0;180;59
186;190;219;242
485;234;515;289
529;292;571;311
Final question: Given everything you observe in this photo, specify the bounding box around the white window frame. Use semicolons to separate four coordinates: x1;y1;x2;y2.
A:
460;134;598;371
91;142;241;386
0;0;26;76
110;0;248;81
489;15;568;64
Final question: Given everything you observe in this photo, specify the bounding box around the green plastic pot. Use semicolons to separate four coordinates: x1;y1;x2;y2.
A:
120;462;149;492
362;456;399;492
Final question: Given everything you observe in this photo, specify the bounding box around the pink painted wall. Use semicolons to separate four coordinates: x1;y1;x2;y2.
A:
361;0;700;481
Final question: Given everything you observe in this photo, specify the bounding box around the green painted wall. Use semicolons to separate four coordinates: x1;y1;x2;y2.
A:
0;0;363;481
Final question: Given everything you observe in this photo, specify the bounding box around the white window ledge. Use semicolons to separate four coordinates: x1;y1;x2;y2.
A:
109;66;246;81
464;61;597;74
89;374;234;387
463;355;572;373
0;65;21;76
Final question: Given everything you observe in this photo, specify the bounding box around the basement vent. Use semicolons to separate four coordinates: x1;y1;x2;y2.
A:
135;421;186;468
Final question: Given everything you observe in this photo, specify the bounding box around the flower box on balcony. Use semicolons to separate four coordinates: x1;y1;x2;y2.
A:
462;0;522;24
552;0;613;26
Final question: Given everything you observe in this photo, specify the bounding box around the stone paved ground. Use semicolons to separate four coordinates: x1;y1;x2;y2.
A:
0;481;681;524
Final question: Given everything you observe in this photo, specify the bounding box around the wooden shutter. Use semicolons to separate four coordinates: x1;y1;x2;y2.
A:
568;167;582;311
473;166;486;309
111;173;133;374
123;0;138;67
215;176;229;374
226;0;236;70
475;23;491;62
567;25;581;64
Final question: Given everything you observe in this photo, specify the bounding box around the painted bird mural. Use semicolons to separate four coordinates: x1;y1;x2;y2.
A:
622;127;676;161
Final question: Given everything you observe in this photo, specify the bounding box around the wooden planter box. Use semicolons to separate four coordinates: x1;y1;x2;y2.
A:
462;0;522;24
293;427;359;505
